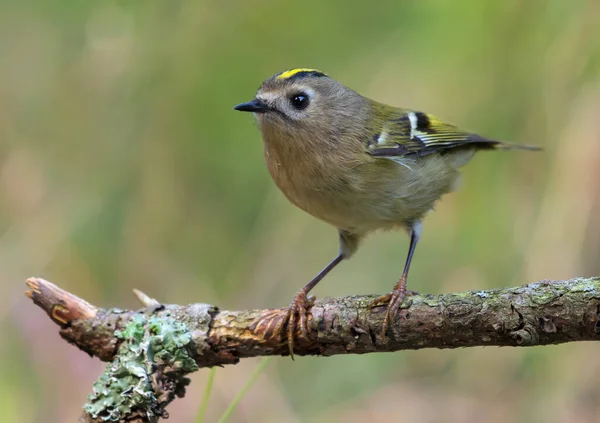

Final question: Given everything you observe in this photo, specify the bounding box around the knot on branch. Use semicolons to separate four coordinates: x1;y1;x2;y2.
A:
510;324;540;346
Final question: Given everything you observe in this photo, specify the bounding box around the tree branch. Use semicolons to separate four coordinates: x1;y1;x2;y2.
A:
25;276;600;422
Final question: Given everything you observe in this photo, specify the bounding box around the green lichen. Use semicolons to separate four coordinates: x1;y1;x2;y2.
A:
451;290;482;300
568;277;600;293
83;314;199;421
421;295;441;308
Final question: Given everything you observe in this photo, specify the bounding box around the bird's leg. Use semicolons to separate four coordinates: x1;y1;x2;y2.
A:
370;222;421;338
254;231;358;358
268;253;344;359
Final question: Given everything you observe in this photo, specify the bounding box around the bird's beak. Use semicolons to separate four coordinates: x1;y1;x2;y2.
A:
233;98;269;113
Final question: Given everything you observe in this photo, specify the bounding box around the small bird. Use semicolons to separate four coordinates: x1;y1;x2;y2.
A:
234;68;540;357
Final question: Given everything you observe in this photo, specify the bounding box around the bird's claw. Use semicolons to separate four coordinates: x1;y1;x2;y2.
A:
369;292;393;309
280;292;315;359
381;289;406;338
369;286;410;339
252;310;282;339
252;292;315;359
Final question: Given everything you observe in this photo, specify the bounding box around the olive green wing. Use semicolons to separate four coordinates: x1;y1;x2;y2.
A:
368;110;539;158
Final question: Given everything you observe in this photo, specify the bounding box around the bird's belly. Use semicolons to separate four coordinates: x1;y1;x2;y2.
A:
268;154;459;233
269;174;373;232
291;191;395;234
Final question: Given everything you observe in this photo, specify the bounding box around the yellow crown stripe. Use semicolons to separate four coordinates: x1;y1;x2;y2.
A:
277;68;325;80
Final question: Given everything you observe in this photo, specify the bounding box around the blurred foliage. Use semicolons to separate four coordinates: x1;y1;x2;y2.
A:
1;0;599;422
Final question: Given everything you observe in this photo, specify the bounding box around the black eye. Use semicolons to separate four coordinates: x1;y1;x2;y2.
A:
290;93;309;110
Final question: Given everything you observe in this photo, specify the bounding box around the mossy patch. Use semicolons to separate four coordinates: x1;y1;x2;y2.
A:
84;314;198;421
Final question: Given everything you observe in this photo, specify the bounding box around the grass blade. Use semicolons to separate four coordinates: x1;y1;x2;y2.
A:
197;367;217;423
217;357;271;423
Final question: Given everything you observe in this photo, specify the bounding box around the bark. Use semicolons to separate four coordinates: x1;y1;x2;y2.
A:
25;276;600;422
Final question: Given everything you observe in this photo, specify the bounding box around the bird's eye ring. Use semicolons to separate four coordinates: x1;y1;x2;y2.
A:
290;93;309;110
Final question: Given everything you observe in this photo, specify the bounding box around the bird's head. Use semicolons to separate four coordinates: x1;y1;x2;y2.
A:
234;68;367;144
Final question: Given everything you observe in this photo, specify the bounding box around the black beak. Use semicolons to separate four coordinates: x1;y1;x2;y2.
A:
233;98;269;113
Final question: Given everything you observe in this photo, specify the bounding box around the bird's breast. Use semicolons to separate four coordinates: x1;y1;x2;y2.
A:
263;140;369;229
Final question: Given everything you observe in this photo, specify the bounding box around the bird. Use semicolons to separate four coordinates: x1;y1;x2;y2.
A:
234;68;540;357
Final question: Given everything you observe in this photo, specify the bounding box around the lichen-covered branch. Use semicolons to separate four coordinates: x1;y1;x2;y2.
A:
25;276;600;422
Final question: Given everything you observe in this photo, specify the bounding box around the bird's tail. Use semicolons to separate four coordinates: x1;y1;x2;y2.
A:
489;141;543;151
444;138;541;168
464;134;543;152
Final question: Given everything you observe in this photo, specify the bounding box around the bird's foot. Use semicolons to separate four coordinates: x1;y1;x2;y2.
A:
254;291;315;359
369;277;410;339
369;292;394;309
280;291;315;359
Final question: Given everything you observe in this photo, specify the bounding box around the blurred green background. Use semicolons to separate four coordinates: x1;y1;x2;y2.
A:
2;0;600;422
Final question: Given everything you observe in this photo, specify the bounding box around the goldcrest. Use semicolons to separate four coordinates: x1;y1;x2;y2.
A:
234;68;540;357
